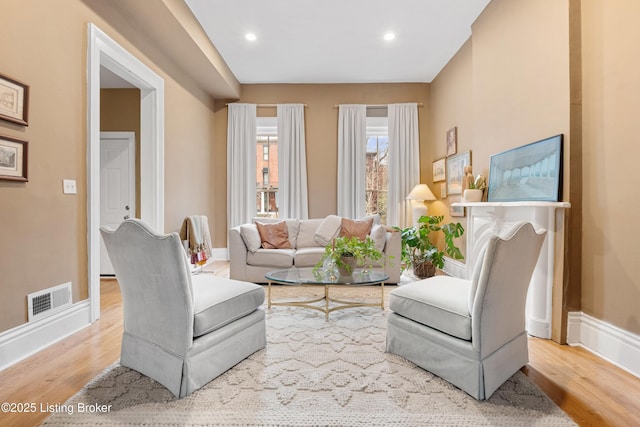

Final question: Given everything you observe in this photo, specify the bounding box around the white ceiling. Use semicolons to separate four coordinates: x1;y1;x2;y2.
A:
185;0;491;84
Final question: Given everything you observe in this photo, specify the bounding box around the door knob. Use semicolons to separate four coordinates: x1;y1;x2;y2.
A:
124;215;130;220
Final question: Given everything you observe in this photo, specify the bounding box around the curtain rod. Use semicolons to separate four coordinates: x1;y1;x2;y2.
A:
225;103;308;108
332;103;424;109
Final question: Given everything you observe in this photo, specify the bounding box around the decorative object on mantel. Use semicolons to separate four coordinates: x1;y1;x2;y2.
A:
406;183;436;227
446;127;457;156
396;215;464;279
0;72;29;126
446;151;471;195
0;134;28;182
464;174;487;202
488;134;563;202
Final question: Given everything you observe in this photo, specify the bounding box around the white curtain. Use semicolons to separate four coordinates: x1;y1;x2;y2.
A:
277;104;309;219
337;105;367;218
227;103;257;228
387;103;420;228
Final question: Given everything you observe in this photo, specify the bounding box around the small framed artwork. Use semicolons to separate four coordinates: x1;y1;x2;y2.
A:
0;134;28;182
446;127;457;156
440;183;447;199
488;134;563;202
432;157;446;182
446;151;471;195
0;73;29;126
450;196;465;217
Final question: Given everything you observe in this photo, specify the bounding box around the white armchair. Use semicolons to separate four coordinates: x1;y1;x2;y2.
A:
386;222;546;400
101;219;266;398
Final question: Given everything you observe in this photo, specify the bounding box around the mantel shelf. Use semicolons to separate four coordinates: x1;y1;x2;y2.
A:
452;201;571;209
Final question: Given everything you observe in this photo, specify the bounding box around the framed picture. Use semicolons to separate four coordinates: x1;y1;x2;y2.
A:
450;196;465;217
446;151;471;195
440;183;447;199
0;73;29;126
488;134;563;202
0;134;28;182
446;127;457;156
432;158;446;182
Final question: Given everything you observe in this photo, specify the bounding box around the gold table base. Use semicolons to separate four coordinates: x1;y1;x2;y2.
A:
267;281;385;320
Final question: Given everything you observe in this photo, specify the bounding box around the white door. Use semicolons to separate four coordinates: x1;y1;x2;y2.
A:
100;132;136;276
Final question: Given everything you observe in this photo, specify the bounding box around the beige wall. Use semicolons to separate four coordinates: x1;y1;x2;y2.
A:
0;0;217;332
212;83;429;246
581;0;640;334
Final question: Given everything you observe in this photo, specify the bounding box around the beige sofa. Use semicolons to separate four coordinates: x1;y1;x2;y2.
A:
229;216;401;284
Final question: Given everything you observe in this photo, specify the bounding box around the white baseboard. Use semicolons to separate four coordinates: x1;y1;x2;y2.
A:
567;311;640;379
212;247;228;260
0;301;92;372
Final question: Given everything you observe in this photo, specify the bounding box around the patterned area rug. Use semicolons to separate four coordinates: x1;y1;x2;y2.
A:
43;286;576;426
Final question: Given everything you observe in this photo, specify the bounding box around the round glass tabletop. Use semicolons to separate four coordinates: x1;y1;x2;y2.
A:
265;267;388;285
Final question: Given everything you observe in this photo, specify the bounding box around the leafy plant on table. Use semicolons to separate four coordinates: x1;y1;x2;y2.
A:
314;236;383;275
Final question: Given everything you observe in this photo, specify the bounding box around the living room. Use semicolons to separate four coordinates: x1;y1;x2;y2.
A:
1;0;639;425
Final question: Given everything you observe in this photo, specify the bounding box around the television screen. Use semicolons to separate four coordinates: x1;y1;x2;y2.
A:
487;134;563;202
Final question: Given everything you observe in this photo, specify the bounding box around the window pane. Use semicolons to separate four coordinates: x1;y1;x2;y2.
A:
256;133;278;218
366;133;389;224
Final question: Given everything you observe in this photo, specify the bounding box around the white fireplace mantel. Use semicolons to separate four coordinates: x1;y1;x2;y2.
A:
450;201;570;339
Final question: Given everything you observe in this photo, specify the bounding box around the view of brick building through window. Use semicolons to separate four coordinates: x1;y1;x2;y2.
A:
256;135;279;217
366;134;389;223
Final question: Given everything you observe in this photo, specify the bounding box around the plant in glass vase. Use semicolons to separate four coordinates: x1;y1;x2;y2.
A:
397;215;464;279
314;236;383;278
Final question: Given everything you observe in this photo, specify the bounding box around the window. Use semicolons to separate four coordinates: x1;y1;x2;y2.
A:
256;118;278;217
366;116;389;223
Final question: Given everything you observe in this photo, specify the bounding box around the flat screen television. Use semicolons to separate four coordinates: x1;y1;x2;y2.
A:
487;134;563;202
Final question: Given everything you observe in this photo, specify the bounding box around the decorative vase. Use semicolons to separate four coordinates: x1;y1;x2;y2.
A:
463;189;483;203
413;260;436;279
338;256;357;278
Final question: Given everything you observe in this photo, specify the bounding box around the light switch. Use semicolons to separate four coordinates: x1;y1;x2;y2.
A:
63;179;77;195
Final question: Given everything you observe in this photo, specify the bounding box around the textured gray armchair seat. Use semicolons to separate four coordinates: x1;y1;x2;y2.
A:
386;222;546;400
101;219;266;398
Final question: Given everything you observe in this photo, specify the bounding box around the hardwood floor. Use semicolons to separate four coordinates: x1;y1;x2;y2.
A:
1;260;638;426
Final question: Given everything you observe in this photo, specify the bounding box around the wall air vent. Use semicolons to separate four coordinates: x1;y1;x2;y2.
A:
27;282;72;322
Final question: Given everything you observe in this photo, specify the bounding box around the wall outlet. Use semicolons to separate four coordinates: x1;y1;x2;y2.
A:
63;179;77;195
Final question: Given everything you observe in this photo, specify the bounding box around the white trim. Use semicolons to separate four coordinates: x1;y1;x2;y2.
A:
212;248;229;261
88;23;164;323
567;311;640;379
0;302;91;371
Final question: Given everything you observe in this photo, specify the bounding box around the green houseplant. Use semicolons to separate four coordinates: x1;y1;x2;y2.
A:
314;236;383;277
397;215;464;278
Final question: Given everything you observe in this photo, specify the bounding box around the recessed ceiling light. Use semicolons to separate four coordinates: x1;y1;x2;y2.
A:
384;32;395;41
245;33;257;41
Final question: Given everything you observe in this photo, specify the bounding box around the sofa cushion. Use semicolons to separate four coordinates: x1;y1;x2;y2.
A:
247;248;295;267
340;217;374;241
294;247;326;267
240;224;262;253
191;275;265;337
256;221;292;249
370;224;387;253
252;218;300;248
296;218;324;248
389;276;472;340
314;215;342;246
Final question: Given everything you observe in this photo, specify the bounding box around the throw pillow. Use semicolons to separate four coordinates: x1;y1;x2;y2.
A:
240;224;262;253
369;224;387;253
339;217;374;241
255;221;292;249
314;215;342;246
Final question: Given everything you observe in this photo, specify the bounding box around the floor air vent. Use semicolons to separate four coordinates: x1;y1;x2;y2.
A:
27;282;72;322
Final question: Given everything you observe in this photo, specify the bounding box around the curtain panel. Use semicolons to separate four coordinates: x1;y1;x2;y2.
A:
337;105;367;219
387;103;420;228
227;103;257;228
277;104;309;219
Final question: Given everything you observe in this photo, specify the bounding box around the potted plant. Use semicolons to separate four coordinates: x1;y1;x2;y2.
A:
464;174;487;202
315;236;383;278
396;215;464;279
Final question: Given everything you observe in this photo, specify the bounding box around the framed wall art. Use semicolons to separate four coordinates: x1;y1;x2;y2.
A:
488;134;563;202
446;127;457;156
446;151;471;195
432;157;446;182
0;134;28;182
0;73;29;126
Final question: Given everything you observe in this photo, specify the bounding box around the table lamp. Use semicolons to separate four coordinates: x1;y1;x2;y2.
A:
406;184;436;227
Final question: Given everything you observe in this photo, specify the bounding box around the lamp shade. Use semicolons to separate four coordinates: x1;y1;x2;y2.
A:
406;184;436;201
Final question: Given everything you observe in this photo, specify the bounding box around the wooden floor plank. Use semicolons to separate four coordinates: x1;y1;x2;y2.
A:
0;260;638;426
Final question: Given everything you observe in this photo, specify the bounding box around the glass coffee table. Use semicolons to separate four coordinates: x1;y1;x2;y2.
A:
265;267;389;320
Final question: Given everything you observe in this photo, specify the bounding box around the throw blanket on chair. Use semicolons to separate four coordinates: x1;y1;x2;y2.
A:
180;215;213;264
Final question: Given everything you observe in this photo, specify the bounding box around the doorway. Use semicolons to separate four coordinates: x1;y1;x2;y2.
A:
87;23;165;322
